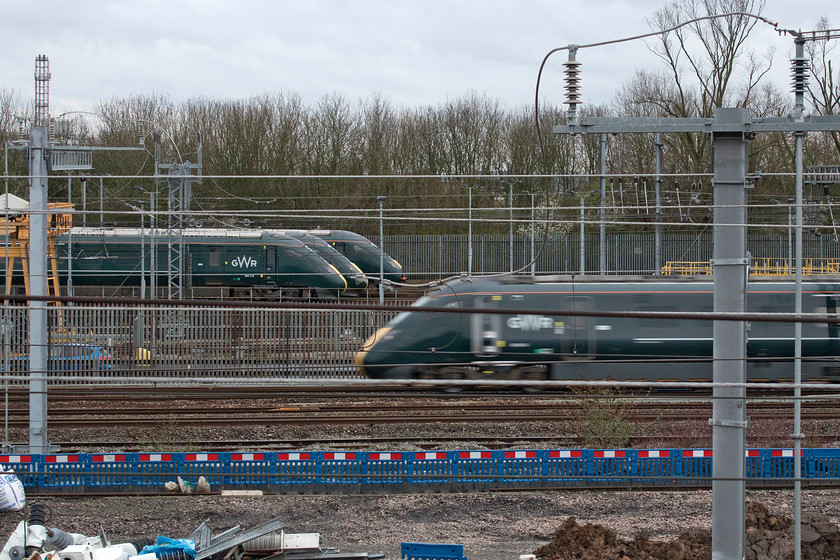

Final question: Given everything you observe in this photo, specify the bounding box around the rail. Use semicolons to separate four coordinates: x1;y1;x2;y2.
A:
2;448;838;494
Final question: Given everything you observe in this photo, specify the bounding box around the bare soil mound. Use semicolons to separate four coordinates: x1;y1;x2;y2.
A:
534;501;840;560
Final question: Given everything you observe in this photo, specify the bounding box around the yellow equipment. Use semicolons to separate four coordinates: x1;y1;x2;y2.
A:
0;198;73;325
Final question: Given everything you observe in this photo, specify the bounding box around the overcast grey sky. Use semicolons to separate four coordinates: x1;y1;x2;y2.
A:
3;0;837;115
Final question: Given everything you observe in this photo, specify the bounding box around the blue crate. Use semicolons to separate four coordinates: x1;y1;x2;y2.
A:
401;542;467;560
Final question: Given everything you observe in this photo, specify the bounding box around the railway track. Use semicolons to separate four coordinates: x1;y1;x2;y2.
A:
4;397;838;426
3;385;837;452
4;401;838;426
49;432;840;454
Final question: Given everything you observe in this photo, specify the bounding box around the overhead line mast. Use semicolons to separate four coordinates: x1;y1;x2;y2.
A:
549;16;840;560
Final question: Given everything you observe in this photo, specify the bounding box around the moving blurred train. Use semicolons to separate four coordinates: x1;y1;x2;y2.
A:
0;227;403;298
355;276;840;384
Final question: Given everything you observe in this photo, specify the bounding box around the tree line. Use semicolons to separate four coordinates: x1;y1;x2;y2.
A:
1;1;839;236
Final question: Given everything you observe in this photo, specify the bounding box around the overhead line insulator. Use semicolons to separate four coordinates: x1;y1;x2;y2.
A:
564;47;582;126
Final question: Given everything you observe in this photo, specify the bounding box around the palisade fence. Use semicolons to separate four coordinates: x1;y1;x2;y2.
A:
0;304;400;384
377;232;840;279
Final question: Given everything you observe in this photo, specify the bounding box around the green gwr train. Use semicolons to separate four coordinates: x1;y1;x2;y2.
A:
266;229;405;285
45;228;349;296
269;231;368;291
355;276;840;384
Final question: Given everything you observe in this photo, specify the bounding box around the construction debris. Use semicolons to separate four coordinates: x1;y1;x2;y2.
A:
0;502;383;560
164;477;211;495
0;470;25;512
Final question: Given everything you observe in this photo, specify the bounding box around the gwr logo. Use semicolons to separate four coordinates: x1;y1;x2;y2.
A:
230;255;258;268
507;314;554;331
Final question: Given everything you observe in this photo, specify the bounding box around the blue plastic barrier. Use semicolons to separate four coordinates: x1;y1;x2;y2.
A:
89;454;134;491
807;449;839;483
136;453;180;489
1;448;839;494
636;450;677;486
183;453;225;488
454;451;494;490
499;450;541;488
401;542;467;560
0;455;38;488
678;449;713;483
318;452;362;493
42;454;85;489
363;452;408;493
227;452;271;488
407;451;452;492
544;449;586;486
276;452;317;492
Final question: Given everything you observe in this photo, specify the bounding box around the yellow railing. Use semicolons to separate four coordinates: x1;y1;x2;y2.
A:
661;259;840;276
660;262;712;275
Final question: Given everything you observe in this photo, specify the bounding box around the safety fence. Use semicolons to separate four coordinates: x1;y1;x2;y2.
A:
379;232;840;278
0;304;399;383
2;448;839;494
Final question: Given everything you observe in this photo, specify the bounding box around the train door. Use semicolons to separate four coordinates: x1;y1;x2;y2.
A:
470;295;502;357
265;246;276;284
826;296;840;339
818;295;840;379
560;296;596;359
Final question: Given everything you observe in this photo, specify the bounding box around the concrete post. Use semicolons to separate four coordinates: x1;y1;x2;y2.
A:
710;108;750;560
28;127;49;454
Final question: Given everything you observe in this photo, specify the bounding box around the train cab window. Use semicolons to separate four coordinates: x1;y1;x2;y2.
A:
209;248;220;267
280;247;299;258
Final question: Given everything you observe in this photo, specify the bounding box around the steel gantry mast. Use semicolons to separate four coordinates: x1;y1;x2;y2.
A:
154;133;202;300
551;29;840;560
3;55;145;453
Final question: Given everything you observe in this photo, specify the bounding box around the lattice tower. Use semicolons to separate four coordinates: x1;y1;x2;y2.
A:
34;55;50;128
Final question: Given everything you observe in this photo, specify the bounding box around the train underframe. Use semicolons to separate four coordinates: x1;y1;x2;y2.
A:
393;356;840;386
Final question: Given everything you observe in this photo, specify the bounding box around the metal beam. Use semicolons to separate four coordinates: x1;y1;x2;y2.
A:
554;114;840;135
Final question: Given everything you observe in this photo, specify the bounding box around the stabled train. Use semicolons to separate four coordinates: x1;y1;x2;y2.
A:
355;276;840;384
0;227;403;298
266;229;405;284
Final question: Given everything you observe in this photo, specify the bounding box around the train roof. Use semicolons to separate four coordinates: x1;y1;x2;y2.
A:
66;227;376;243
69;227;273;240
480;274;840;284
431;274;840;293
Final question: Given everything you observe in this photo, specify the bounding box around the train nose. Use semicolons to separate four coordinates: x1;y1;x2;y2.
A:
325;264;348;292
354;327;391;377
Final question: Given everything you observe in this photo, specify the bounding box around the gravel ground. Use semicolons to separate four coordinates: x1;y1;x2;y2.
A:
2;489;839;560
